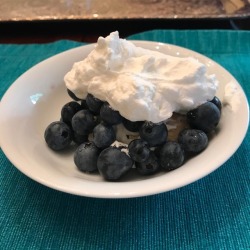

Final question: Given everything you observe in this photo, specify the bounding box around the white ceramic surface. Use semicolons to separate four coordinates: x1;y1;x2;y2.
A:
0;41;249;198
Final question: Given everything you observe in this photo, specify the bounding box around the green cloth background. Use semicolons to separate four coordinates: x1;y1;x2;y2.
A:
0;30;249;249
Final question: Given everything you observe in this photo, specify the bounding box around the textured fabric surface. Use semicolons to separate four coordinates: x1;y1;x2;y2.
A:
0;30;249;250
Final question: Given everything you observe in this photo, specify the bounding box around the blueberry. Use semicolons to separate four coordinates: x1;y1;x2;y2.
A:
178;129;208;154
97;147;134;180
210;96;222;111
74;142;100;172
67;88;82;101
128;139;150;162
86;94;103;115
61;101;82;126
187;102;221;133
100;102;123;125
158;142;185;171
139;122;167;147
122;118;144;132
72;132;88;145
93;123;116;149
72;110;97;135
81;99;89;110
44;121;72;151
135;151;160;175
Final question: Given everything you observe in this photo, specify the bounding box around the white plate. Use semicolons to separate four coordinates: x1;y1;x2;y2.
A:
0;41;249;198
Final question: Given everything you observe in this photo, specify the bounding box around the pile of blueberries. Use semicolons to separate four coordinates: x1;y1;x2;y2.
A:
44;89;221;181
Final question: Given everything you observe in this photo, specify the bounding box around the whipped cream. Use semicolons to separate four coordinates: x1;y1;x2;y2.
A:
223;80;241;112
64;31;218;123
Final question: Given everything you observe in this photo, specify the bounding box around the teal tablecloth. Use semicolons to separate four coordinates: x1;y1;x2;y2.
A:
0;30;249;249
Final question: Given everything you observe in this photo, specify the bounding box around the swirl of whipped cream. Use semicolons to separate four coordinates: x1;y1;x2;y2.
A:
64;31;217;123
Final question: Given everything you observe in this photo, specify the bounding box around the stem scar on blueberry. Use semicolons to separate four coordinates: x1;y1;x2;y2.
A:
146;164;153;170
61;131;68;138
145;127;152;133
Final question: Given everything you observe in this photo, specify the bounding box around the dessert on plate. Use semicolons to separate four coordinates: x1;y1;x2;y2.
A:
44;31;222;181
